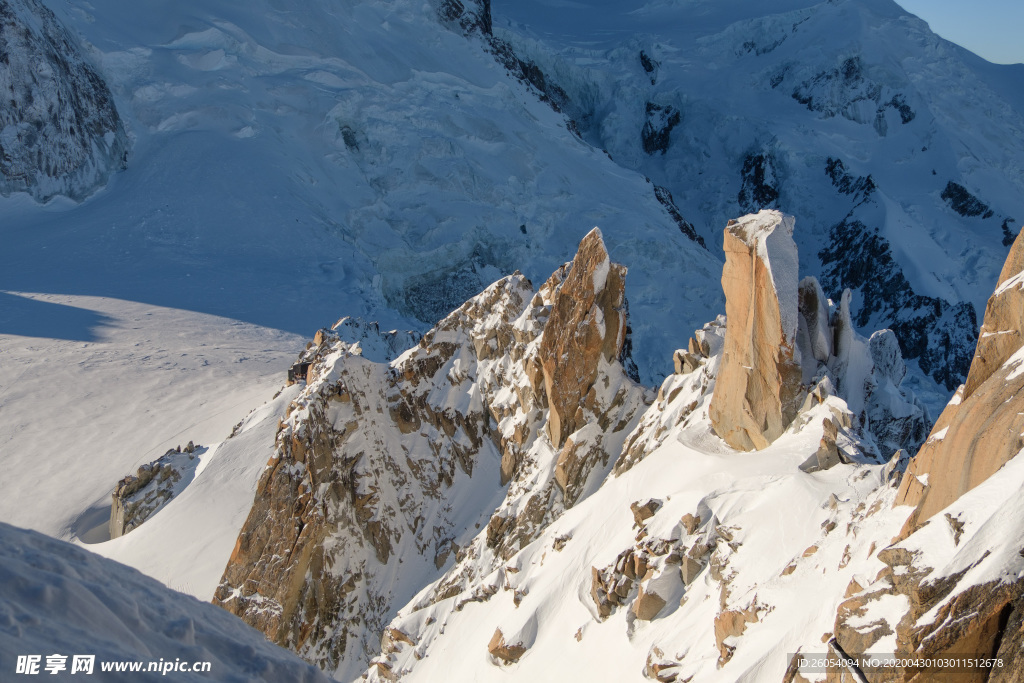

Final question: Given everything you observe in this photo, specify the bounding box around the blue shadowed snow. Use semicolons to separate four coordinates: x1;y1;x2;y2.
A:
0;292;116;342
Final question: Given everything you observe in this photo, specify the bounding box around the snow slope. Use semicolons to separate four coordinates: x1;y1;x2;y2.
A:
88;384;302;599
0;293;302;543
361;317;916;682
0;521;335;682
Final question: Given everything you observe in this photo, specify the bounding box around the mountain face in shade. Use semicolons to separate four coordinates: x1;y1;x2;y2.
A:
445;0;1024;395
0;0;128;201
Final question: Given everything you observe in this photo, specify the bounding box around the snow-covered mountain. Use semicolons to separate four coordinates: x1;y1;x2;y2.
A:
449;0;1024;396
0;0;722;553
2;0;1024;681
0;0;128;201
201;217;1024;682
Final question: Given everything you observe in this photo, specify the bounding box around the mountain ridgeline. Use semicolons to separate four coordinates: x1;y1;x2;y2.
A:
201;213;1024;681
435;0;1024;395
4;1;1024;680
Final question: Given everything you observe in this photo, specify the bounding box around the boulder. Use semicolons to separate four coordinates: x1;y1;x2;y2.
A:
680;555;703;586
673;349;702;375
709;211;803;451
632;584;667;621
630;499;662;527
487;628;527;664
714;606;760;666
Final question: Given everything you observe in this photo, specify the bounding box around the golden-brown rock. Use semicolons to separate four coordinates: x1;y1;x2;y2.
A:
539;227;627;449
632;584;667;621
487;628;527;664
897;227;1024;532
215;233;649;677
714;605;760;666
709;211;802;451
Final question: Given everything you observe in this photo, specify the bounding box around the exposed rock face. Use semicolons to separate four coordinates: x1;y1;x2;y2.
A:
436;0;491;36
618;217;925;480
213;218;937;681
109;443;201;539
589;514;687;625
709;210;802;451
540;228;627;450
830;454;1024;683
736;152;780;214
0;0;128;201
215;230;648;679
216;280;532;675
897;227;1024;531
641;102;681;155
653;184;706;249
632;584;667;621
824;233;1024;681
706;210;927;457
329;317;420;363
792;56;915;134
714;605;760;666
942;181;994;219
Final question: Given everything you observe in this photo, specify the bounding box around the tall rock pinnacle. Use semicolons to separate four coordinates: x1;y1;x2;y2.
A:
709;210;803;451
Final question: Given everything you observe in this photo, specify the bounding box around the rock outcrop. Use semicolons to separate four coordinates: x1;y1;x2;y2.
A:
214;230;648;679
109;443;202;539
707;210;926;456
213;217;942;681
897;227;1024;532
0;0;128;201
824;228;1024;683
829;457;1024;683
540;228;627;450
487;628;527;664
709;210;802;451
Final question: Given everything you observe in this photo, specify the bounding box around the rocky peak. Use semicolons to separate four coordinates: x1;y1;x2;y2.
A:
214;230;648;679
709;210;802;451
708;210;927;457
896;226;1024;532
540;227;627;448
